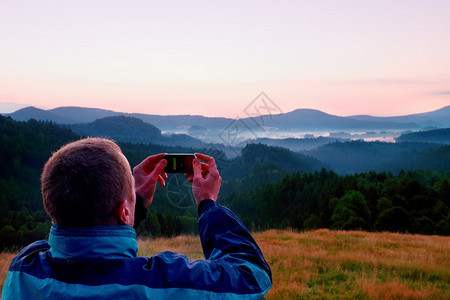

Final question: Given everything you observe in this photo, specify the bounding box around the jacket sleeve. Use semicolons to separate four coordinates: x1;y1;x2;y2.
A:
197;199;272;295
143;200;272;298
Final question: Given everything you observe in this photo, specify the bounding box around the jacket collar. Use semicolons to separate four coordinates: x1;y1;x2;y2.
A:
49;224;138;261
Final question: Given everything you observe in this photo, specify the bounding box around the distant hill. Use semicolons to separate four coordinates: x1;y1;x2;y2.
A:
246;108;420;131
306;140;450;174
50;106;121;123
238;143;322;173
6;106;121;124
69;116;162;143
349;106;450;128
69;115;205;148
396;128;450;144
219;143;324;196
130;113;231;132
6;106;72;124
7;106;450;135
5;106;231;130
248;136;346;151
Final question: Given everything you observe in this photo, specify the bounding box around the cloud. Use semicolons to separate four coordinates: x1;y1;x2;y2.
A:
435;91;450;95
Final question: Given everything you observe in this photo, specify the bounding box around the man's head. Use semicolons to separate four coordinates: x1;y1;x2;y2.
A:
41;138;135;227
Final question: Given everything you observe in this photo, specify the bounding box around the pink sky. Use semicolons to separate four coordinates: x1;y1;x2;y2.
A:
1;0;449;117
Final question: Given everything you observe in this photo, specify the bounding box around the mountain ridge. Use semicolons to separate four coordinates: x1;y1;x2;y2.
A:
68;115;206;148
4;105;450;133
348;105;450;127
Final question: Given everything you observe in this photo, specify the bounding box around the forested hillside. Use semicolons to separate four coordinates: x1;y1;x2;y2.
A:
1;116;449;251
69;115;205;147
306;140;450;174
220;143;323;196
223;169;450;235
0;116;79;250
396;127;450;144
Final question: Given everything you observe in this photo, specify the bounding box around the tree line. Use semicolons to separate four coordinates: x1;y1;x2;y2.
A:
222;169;450;235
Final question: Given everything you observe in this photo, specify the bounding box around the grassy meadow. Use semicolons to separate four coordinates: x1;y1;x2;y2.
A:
1;229;449;299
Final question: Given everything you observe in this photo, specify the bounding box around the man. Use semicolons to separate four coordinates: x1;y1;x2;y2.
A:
2;138;272;299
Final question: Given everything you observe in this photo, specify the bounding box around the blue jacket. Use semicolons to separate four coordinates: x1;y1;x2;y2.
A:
2;200;272;299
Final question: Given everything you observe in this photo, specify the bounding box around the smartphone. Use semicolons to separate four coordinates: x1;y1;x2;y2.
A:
163;153;196;173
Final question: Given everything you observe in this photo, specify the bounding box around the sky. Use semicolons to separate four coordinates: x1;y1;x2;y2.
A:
1;0;449;118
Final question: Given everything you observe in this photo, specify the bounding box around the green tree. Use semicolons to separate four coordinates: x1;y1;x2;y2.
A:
376;197;393;213
137;212;161;237
0;225;20;250
303;214;323;230
331;191;371;230
436;213;450;235
375;206;413;233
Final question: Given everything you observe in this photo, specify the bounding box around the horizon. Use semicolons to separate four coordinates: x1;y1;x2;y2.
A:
1;102;449;119
1;1;449;118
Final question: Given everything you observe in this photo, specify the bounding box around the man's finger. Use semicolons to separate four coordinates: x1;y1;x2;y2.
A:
151;159;167;178
195;153;217;171
192;158;203;181
138;153;167;173
194;153;213;163
184;172;194;183
201;162;210;172
158;175;165;187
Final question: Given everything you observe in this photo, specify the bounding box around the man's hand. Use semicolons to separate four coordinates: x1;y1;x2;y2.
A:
188;153;221;205
133;153;168;207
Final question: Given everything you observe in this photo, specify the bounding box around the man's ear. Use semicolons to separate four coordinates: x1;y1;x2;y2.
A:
117;199;132;226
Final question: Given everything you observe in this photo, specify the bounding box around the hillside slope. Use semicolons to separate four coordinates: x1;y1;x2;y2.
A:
69;115;205;147
396;128;450;144
306;140;450;174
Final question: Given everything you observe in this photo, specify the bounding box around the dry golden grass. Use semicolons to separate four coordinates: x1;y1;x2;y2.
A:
0;253;15;294
138;230;450;299
255;229;450;299
137;235;204;259
1;230;449;299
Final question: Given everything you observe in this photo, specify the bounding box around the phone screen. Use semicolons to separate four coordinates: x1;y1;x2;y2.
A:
163;153;196;173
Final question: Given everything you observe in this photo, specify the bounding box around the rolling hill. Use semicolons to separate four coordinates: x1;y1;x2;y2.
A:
395;127;450;144
6;105;450;134
69;115;205;148
349;105;450;128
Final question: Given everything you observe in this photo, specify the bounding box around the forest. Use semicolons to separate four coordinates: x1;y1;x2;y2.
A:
0;115;449;251
222;169;450;235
